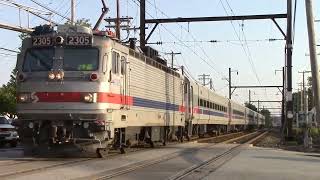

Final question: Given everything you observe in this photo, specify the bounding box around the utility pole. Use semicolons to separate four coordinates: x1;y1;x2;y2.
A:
299;71;312;112
249;90;251;104
140;0;146;48
116;0;121;39
298;83;303;112
71;0;75;25
165;51;181;69
285;0;293;139
198;74;211;86
305;0;320;124
209;79;214;90
229;68;231;99
275;67;285;134
228;68;238;99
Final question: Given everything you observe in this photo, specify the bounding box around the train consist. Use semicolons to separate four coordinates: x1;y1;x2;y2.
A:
15;24;264;156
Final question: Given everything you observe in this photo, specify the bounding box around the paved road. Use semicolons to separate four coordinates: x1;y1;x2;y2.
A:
203;146;320;180
1;143;320;180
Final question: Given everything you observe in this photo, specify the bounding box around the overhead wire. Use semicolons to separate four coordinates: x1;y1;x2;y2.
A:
142;0;228;80
222;0;262;85
222;0;279;108
131;0;224;83
148;38;284;45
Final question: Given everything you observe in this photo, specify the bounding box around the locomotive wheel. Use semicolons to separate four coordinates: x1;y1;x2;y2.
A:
162;141;166;146
96;148;108;158
149;141;154;148
120;147;126;154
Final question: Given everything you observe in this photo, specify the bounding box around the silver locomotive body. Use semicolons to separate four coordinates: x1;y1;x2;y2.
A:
16;25;115;155
16;24;264;156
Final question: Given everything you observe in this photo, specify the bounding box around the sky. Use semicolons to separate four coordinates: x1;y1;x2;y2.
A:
0;0;319;115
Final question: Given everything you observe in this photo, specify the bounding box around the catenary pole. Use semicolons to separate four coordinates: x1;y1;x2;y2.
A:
305;0;320;124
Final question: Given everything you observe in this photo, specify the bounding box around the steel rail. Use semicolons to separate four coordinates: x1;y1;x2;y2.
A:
169;131;269;180
84;131;263;180
0;132;243;179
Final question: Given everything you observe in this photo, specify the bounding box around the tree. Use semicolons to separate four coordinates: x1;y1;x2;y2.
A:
307;76;313;111
260;109;272;128
293;91;302;112
0;69;17;118
0;33;27;117
245;102;257;112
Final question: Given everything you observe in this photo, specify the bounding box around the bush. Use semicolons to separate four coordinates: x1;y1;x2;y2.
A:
309;128;320;138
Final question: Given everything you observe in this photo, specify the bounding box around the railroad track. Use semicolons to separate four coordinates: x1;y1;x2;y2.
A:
0;131;247;179
169;131;269;180
79;131;267;180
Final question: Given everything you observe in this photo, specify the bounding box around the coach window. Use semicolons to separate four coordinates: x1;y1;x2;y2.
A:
112;51;120;74
120;56;126;75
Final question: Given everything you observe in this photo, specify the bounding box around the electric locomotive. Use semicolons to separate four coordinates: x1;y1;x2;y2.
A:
16;24;264;157
16;24;186;156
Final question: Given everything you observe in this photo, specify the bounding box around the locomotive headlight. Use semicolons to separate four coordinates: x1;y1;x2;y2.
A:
56;36;64;44
83;122;89;129
55;71;64;80
83;93;97;103
48;72;55;80
18;93;31;103
28;122;34;129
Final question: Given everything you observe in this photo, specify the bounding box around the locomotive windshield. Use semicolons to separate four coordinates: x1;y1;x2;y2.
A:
63;48;99;71
23;48;54;72
23;48;99;72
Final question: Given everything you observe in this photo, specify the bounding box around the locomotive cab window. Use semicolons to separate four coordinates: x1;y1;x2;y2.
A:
112;51;120;74
63;48;99;71
120;56;126;75
23;48;54;72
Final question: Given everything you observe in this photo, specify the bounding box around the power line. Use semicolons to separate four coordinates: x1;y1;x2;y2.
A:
132;0;225;81
221;0;262;85
0;52;16;56
127;0;196;81
0;47;19;53
148;38;284;45
221;0;277;109
141;0;228;80
30;0;71;22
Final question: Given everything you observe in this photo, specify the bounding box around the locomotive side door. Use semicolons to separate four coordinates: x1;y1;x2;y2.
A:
120;53;129;109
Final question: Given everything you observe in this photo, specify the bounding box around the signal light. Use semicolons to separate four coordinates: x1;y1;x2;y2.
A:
90;73;98;81
17;73;26;82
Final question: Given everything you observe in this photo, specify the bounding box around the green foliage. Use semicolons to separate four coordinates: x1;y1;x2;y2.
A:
293;91;302;112
260;109;272;128
309;128;320;138
0;32;25;117
293;76;314;112
245;102;257;112
307;76;313;111
65;18;92;28
0;69;17;118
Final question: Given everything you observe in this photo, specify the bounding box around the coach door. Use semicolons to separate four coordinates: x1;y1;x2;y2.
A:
120;53;129;109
